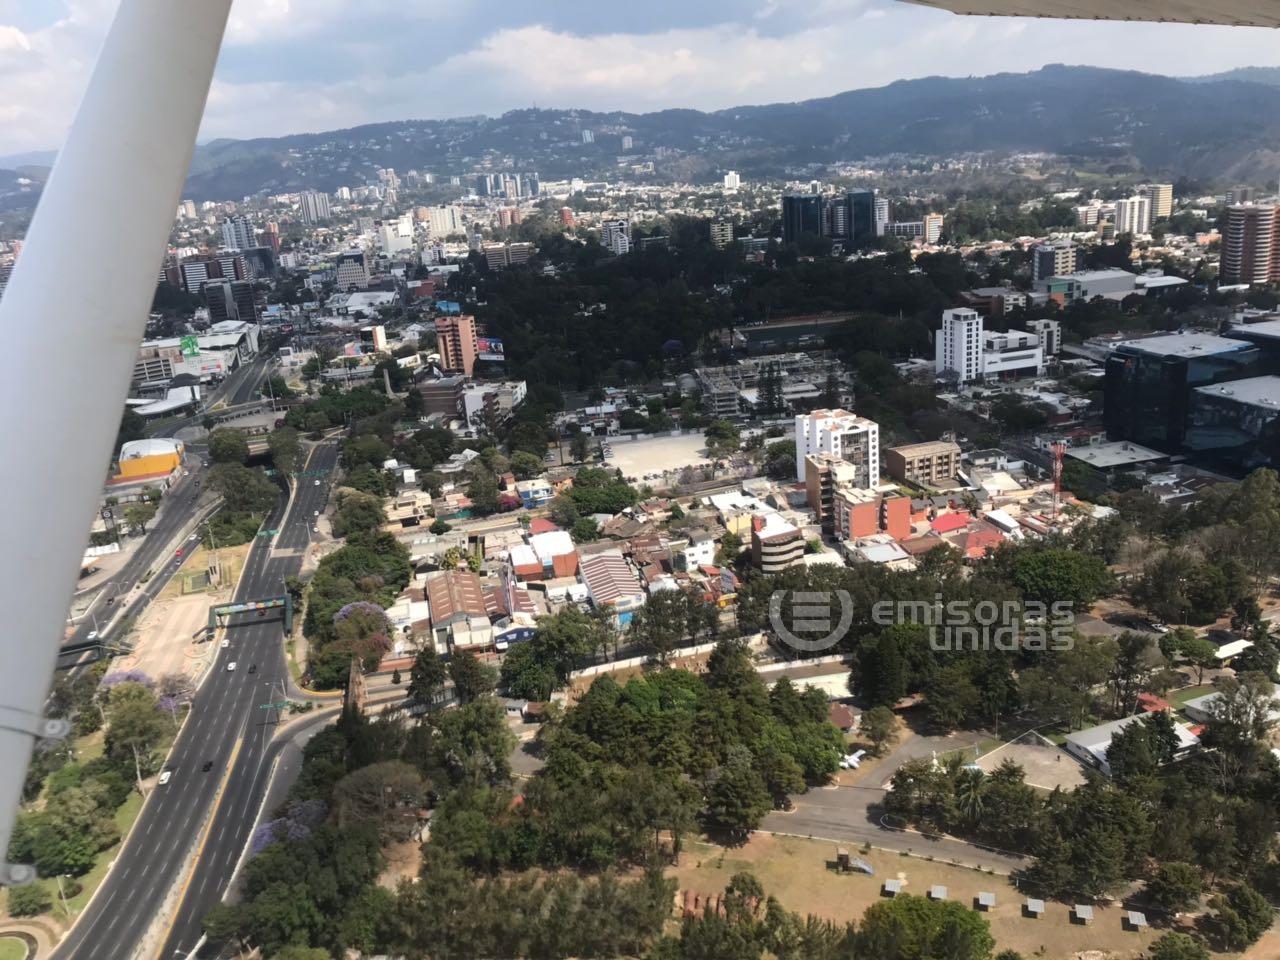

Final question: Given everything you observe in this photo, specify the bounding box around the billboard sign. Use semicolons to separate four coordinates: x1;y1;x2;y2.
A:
476;337;505;362
180;335;200;357
436;300;461;315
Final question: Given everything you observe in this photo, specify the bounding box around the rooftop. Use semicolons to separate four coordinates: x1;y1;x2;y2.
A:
1114;332;1256;359
1193;375;1280;410
1065;440;1168;470
888;439;961;457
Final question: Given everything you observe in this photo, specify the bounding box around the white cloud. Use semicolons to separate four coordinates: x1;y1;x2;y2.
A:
2;1;1280;154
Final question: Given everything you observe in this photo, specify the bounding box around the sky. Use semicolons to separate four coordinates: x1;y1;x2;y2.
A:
0;0;1279;156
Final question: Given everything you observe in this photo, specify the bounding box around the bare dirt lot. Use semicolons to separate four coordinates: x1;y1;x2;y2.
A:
670;834;1160;960
977;739;1087;792
604;433;710;483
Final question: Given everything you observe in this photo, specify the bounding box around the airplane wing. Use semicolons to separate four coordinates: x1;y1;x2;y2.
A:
899;0;1280;27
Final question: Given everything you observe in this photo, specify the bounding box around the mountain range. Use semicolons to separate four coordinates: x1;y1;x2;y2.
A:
5;64;1280;205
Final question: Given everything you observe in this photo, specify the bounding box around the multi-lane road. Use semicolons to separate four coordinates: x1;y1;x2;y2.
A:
52;441;337;960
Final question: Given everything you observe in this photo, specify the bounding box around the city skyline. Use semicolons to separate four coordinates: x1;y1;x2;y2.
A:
1;0;1280;156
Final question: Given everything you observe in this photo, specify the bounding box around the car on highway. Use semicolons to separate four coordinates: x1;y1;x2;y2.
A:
158;770;172;785
220;638;230;648
314;479;320;486
314;510;320;517
87;630;98;641
227;661;237;672
201;760;213;773
188;533;198;541
248;664;257;674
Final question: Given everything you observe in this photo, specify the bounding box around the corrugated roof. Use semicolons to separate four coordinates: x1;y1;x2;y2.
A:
425;570;488;627
579;550;642;605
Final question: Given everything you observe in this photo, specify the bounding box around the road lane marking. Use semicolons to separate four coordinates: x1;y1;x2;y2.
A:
151;735;244;960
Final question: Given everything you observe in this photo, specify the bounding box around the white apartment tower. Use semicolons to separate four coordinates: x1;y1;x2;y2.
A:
723;171;741;191
935;308;984;383
600;219;631;256
299;190;331;225
874;197;890;237
794;409;880;486
1114;196;1152;236
220;216;256;251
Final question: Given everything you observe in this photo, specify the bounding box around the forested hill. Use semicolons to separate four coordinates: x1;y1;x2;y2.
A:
165;64;1280;199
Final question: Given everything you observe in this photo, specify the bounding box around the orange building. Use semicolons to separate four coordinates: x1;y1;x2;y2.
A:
434;314;478;376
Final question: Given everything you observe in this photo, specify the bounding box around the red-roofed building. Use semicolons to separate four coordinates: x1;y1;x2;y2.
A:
1137;692;1171;713
829;703;858;731
944;524;1004;561
930;512;972;534
528;518;560;535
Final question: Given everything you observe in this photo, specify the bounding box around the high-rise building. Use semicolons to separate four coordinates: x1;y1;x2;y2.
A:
1221;204;1280;285
426;205;464;238
1025;318;1062;356
1114;196;1152;236
1141;183;1173;220
220;216;256;251
723;170;741;191
1227;185;1254;205
793;409;880;485
299;190;331;224
334;250;369;290
710;219;734;249
559;207;575;227
781;194;823;245
600;219;631;256
581;129;594;144
1032;241;1077;281
177;199;197;220
260;221;280;254
435;315;478;376
621;135;633;150
847;190;876;245
475;175;493;197
922;213;944;244
204;278;258;324
874;197;889;238
378;216;414;255
935;307;984;383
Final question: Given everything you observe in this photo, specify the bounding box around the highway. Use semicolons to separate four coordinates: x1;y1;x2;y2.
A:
63;354;274;663
52;440;338;960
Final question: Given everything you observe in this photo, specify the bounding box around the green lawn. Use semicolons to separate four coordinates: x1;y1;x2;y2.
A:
1167;683;1215;710
0;936;29;960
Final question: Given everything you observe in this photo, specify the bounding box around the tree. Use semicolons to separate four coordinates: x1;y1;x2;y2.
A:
628;589;716;665
391;668;401;685
571;517;600;543
1146;861;1202;915
208;427;250;464
116;407;146;449
429;518;451;535
123;502;157;535
449;651;497;703
706;747;771;843
1005;547;1115;606
716;531;743;566
851;630;907;708
857;895;994;960
330;490;387;538
412;647;453;706
1219;882;1274;945
466;469;500;515
7;883;53;916
511;450;545;480
332;760;428;842
499;642;560;701
859;705;898;756
1179;634;1218;686
265;428;300;477
704;420;741;456
1148;932;1210;960
103;681;168;793
570;431;592;463
207;463;278;516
